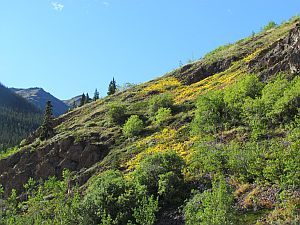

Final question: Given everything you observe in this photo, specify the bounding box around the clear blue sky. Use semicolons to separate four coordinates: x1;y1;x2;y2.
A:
0;0;299;100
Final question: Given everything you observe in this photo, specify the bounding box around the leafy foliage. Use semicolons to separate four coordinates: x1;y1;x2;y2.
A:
149;94;174;115
184;176;235;225
191;90;227;134
154;107;172;125
82;163;162;224
132;151;185;205
0;171;81;225
123;115;144;137
107;103;127;124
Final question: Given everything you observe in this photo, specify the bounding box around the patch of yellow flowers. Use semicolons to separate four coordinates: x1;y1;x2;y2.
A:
125;127;197;171
143;77;181;93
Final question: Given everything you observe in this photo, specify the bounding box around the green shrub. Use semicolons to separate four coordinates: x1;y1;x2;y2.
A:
191;90;226;134
184;176;235;225
224;74;263;125
82;170;135;224
267;76;300;124
154;107;172;125
186;144;226;179
242;98;267;139
149;94;174;115
107;103;126;124
82;170;158;225
133;196;159;225
133;151;185;204
123;115;144;137
262;21;277;32
1;171;82;225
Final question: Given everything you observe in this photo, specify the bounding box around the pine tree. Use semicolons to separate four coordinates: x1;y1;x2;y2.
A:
85;93;90;104
71;101;77;110
107;77;117;95
79;93;86;107
40;101;54;140
93;89;99;101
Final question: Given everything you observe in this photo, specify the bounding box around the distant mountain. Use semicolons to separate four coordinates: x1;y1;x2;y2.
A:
11;87;69;117
0;83;42;150
63;95;82;107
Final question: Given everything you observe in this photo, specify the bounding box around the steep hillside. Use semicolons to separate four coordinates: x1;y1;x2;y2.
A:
0;17;300;224
0;83;42;150
11;87;69;116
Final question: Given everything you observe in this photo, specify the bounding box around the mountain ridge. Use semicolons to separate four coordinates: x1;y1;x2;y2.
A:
11;87;69;117
0;83;42;150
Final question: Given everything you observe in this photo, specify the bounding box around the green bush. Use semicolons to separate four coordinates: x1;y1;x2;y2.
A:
107;103;126;124
267;76;300;123
82;170;158;225
191;90;226;134
241;76;300;135
262;21;277;32
123;115;144;137
154;107;172;125
133;196;159;225
1;171;82;225
149;94;174;115
242;97;267;139
224;74;264;125
133;151;185;204
82;170;135;224
184;176;235;225
186;144;227;180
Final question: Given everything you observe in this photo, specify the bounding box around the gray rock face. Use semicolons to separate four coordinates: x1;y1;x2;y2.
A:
0;136;108;197
249;22;300;80
10;87;69;116
174;56;241;85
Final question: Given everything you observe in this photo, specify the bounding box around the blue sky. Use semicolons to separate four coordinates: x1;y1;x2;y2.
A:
0;0;299;100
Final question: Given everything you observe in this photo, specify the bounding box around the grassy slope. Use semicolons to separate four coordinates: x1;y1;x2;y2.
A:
49;17;298;174
2;16;298;179
1;16;299;224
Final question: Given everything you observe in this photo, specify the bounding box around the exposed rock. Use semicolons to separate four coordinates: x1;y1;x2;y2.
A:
174;56;241;85
0;136;109;197
155;208;184;225
249;23;300;80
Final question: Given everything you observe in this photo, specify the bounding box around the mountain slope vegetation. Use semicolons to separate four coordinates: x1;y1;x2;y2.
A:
0;83;42;151
0;17;300;224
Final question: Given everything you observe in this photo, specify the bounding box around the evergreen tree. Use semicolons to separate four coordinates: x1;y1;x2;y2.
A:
93;89;100;101
107;77;117;95
85;93;90;104
79;93;86;107
72;101;77;109
40;101;54;140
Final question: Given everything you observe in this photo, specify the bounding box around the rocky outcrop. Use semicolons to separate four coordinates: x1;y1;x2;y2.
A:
174;22;300;86
174;56;242;85
249;22;300;80
0;136;108;197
